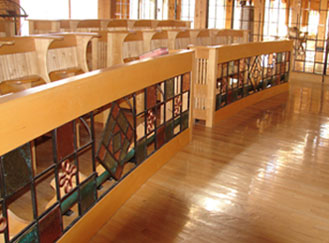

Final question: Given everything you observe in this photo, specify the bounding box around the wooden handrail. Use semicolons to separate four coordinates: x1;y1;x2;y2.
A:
0;49;194;156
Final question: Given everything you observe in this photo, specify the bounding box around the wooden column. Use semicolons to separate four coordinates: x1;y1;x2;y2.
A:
169;0;176;19
194;0;208;29
291;0;301;28
225;0;233;29
254;0;265;41
316;0;328;65
98;0;116;19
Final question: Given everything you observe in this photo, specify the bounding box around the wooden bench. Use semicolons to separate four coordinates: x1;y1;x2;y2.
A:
46;33;98;81
28;19;61;34
0;36;59;95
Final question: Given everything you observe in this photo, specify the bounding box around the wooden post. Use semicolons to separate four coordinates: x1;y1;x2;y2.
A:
168;0;176;20
194;0;208;29
254;0;265;41
225;0;233;29
316;0;328;65
98;0;113;19
206;48;218;127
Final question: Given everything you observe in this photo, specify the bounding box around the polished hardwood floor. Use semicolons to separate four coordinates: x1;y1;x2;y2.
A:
91;80;329;243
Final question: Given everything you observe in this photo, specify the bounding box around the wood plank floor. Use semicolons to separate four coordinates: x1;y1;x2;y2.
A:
90;80;329;243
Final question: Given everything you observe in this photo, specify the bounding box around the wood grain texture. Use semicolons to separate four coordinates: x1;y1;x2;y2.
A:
90;79;329;243
0;50;193;156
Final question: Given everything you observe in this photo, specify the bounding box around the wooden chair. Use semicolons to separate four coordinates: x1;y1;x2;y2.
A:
195;29;213;46
150;30;170;50
46;33;98;81
76;20;108;32
157;20;187;30
59;20;80;32
107;31;146;66
28;20;60;34
133;20;157;30
107;19;130;31
175;30;192;49
0;36;58;95
0;20;14;37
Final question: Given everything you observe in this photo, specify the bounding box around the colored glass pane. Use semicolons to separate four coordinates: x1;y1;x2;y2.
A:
165;121;174;142
147;85;157;109
2;143;32;197
135;138;147;164
182;112;189;131
103;117;116;146
156;126;165;148
112;133;122;153
56;122;75;161
166;79;174;99
80;176;96;215
14;225;38;243
103;152;118;175
39;206;62;243
182;73;190;92
117;112;129;133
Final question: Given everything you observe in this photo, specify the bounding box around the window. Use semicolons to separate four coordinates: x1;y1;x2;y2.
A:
71;0;98;19
208;0;226;29
181;0;194;28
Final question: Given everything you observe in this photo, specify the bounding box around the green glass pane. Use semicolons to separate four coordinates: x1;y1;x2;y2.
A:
103;152;118;175
2;143;32;197
136;138;147;164
112;133;122;153
103;117;116;146
182;112;189;131
14;225;38;243
166;79;174;99
117;112;129;133
165;121;174;142
39;205;62;243
120;139;131;162
80;176;96;215
276;53;282;63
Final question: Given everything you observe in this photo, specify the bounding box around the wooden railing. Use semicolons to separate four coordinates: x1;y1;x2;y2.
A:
190;40;293;127
0;50;193;243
